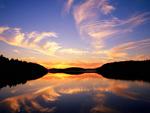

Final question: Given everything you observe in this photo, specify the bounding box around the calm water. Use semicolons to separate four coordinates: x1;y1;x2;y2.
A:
0;73;150;113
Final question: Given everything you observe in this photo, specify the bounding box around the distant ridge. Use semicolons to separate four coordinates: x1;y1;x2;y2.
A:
49;67;96;74
49;60;150;82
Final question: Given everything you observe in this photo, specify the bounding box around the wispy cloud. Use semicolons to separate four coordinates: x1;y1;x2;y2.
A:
41;41;61;55
111;38;150;52
58;48;88;55
0;27;25;46
27;31;57;44
100;0;115;15
73;0;97;25
73;0;115;25
80;12;150;49
0;26;9;34
0;26;61;56
0;26;90;59
64;0;74;13
109;38;150;60
95;38;150;61
72;0;150;50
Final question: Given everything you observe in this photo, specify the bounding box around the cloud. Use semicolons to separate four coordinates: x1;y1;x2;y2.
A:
73;0;115;25
58;48;88;55
111;38;150;52
27;31;58;44
109;38;150;60
0;26;89;61
0;26;61;56
41;41;61;54
130;54;150;60
80;12;150;49
100;0;115;15
13;49;20;53
95;38;150;60
0;26;9;34
0;27;25;46
73;0;97;25
64;0;74;13
72;0;150;50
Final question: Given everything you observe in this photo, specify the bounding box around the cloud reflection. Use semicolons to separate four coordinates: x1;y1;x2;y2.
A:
0;73;150;113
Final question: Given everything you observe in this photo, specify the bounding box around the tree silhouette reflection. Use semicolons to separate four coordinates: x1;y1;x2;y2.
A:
0;55;48;89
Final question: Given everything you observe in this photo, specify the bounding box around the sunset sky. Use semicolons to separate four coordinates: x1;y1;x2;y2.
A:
0;0;150;68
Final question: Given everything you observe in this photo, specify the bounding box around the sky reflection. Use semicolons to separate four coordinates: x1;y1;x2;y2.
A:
0;73;150;113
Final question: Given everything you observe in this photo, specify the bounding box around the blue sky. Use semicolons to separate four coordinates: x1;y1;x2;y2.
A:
0;0;150;68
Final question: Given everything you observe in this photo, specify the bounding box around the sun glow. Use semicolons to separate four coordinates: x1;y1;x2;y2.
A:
52;63;71;69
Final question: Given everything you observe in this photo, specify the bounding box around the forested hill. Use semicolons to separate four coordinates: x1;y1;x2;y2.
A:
96;60;150;81
0;55;48;88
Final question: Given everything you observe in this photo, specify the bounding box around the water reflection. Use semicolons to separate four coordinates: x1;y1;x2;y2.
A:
0;73;150;113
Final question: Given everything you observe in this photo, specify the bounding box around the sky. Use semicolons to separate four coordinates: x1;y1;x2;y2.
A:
0;0;150;68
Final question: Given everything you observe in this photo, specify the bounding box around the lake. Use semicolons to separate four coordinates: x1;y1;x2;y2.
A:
0;73;150;113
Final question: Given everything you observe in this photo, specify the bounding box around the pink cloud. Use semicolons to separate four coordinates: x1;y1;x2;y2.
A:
73;0;115;25
64;0;74;13
80;12;150;49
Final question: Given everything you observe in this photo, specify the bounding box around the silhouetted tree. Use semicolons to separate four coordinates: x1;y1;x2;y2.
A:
96;60;150;82
0;55;48;89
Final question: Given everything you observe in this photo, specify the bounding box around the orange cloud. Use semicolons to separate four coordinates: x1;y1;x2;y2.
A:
94;38;150;61
109;38;150;60
0;26;9;34
0;26;61;56
112;38;150;52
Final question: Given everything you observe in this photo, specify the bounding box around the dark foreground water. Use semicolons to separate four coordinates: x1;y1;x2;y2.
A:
0;73;150;113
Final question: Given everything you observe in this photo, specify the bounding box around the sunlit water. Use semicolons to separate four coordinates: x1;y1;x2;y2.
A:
0;73;150;113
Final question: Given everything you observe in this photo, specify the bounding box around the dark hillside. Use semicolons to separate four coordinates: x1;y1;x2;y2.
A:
96;60;150;82
0;55;48;88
